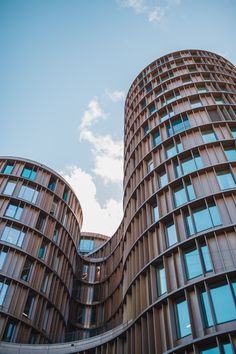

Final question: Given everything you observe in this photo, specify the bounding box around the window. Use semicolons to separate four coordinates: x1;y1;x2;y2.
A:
162;93;181;106
63;213;68;227
202;130;217;143
152;130;161;147
2;320;16;342
50;200;58;216
184;245;212;279
153;205;159;223
201;283;236;327
143;124;149;136
175;152;203;177
197;86;208;93
230;127;236;139
159;171;168;187
1;163;14;175
53;227;59;243
23;292;35;318
0;249;7;270
175;299;191;338
166;141;183;159
156;265;167;296
41;271;50;293
216;170;236;190
182;76;192;84
3;181;17;196
42;307;49;331
167;115;190;137
200;343;233;354
35;213;46;232
29;330;38;344
1;226;25;247
38;240;48;259
52;254;60;272
4;203;23;220
0;281;9;305
63;187;69;202
146;83;152;93
140;99;146;109
166;222;177;247
190;99;202;109
185;203;222;236
18;185;38;204
173;182;196;207
79;239;94;254
147;159;154;173
160;109;174;122
224;147;236;161
149;103;156;115
48;176;56;191
21;166;37;181
21;258;33;282
215;97;225;105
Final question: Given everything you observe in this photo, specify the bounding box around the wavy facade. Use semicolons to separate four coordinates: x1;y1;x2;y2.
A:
0;49;236;354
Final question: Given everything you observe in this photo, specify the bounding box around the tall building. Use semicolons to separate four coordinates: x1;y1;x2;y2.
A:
0;49;236;354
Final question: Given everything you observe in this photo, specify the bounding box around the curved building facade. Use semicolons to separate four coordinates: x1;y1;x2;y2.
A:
0;49;236;354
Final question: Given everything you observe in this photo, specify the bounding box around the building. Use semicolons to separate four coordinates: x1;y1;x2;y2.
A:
0;49;236;354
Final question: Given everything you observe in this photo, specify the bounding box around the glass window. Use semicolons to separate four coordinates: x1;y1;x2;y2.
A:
146;83;152;93
23;292;35;318
156;265;167;296
167;115;190;137
42;308;49;331
166;222;177;247
63;213;68;227
1;226;25;247
216;171;236;190
160;110;174;123
1;163;14;175
197;86;208;93
4;203;23;220
50;201;58;216
173;182;195;207
230;127;236;139
79;239;94;253
48;176;56;191
18;185;38;204
21;166;37;181
149;103;156;115
63;187;69;202
21;258;33;282
166;141;183;159
224;147;236;161
210;284;236;324
153;205;159;223
175;299;191;338
0;281;9;305
202;130;217;143
41;271;49;293
143;124;149;136
184;246;212;280
147;159;154;173
190;99;202;109
185;204;222;236
175;153;203;177
38;240;48;259
223;343;234;354
200;346;220;354
159;171;168;187
153;130;161;147
0;249;7;270
3;181;17;196
201;291;214;327
36;213;46;232
2;320;16;342
215;97;225;105
53;227;59;243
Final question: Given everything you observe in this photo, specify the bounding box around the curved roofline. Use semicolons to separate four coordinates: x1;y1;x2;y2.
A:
124;48;234;106
0;155;83;222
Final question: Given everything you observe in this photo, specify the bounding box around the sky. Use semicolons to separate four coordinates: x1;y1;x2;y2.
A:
0;0;236;236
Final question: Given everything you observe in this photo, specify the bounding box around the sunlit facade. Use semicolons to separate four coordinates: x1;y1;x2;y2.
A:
0;49;236;354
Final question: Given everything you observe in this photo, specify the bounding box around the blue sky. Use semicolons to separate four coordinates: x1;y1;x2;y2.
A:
0;0;236;235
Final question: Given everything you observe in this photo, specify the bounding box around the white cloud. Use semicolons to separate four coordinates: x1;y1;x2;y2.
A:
79;99;124;184
61;165;123;236
80;98;106;129
105;89;125;102
118;0;181;22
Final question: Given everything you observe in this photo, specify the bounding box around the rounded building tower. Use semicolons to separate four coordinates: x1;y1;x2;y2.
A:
0;157;82;344
0;49;236;354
